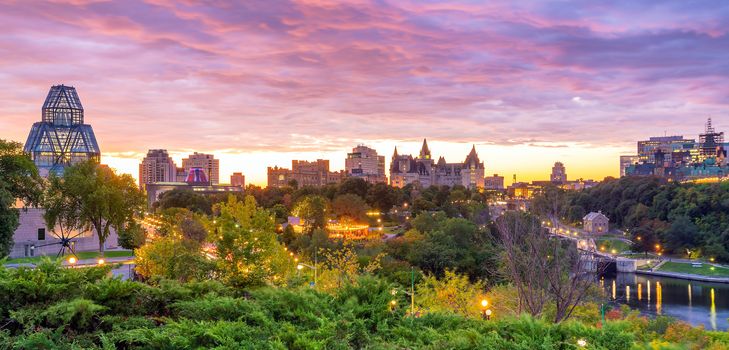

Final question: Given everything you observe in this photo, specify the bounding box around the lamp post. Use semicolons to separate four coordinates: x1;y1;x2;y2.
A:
67;256;77;268
480;299;491;320
297;263;317;287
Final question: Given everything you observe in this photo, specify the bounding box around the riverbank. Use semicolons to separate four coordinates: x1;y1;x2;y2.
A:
636;269;729;283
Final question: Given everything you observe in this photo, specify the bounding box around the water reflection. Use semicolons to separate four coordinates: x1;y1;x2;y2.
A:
602;273;729;330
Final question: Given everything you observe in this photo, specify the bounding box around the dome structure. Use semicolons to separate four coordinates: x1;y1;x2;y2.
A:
24;85;100;176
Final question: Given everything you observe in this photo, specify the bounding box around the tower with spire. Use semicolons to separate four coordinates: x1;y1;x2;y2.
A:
389;141;484;189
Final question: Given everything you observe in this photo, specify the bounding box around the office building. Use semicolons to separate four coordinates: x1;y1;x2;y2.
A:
550;162;567;184
182;152;219;185
484;174;505;190
231;172;245;187
139;149;177;188
267;159;342;188
345;145;386;183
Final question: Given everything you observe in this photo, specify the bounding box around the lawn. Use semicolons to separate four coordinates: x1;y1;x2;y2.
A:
595;237;632;253
4;250;134;264
657;261;729;278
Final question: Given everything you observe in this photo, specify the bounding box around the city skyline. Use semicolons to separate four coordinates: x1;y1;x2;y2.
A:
2;1;729;185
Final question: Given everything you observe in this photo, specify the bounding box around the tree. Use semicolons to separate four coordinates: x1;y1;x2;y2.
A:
212;195;294;287
338;178;369;198
135;236;212;282
53;161;145;252
496;211;597;323
0;139;43;257
153;189;212;214
291;195;328;233
332;194;368;223
416;270;486;318
366;183;400;212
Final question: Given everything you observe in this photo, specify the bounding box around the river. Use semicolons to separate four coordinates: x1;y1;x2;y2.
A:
602;272;729;330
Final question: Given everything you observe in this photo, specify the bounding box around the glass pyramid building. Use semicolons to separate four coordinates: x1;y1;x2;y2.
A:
24;85;100;176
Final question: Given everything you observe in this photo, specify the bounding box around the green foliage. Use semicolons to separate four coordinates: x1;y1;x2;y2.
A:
331;193;368;223
0;263;726;349
0;139;42;258
291;195;329;233
152;188;212;214
45;161;145;252
134;236;213;282
388;213;500;281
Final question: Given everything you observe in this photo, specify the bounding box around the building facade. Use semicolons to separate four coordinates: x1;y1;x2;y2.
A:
484;174;505;190
624;119;729;181
389;140;485;189
231;172;245;187
24;85;100;177
267;159;342;188
583;211;609;234
13;85;118;258
182;152;219;185
139;149;177;188
345;145;386;183
550;162;567;184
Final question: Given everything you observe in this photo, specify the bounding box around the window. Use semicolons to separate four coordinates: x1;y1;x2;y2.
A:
37;228;46;241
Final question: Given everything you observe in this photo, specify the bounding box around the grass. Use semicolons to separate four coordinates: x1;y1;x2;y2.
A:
657;261;729;278
595;237;632;253
4;250;134;264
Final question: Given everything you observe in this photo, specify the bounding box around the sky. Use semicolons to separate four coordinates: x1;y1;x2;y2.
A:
1;0;728;186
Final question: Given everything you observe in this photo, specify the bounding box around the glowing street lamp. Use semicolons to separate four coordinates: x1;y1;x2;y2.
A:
97;258;105;265
67;256;77;268
577;339;587;347
480;299;491;320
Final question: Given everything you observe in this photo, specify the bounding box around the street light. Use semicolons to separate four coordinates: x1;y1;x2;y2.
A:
97;258;105;265
577;339;587;347
480;299;491;320
67;256;77;268
297;263;317;287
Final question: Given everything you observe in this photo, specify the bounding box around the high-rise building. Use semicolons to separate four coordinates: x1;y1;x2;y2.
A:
637;135;696;165
139;149;177;188
345;145;386;183
390;140;485;189
699;118;725;161
231;172;245;187
484;174;505;190
550;162;567;184
619;155;639;177
24;85;100;176
182;152;219;185
267;159;342;188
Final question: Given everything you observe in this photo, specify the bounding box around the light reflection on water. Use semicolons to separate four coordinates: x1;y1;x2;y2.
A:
602;273;728;330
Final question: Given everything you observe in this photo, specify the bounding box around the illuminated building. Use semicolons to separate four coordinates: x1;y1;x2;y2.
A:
267;159;342;188
389;140;485;189
231;172;245;187
624;119;729;181
550;162;567;184
619;155;639;177
345;145;386;183
182;152;220;185
144;167;243;207
139;149;177;188
583;211;609;234
24;84;100;177
13;85;117;258
484;174;505;190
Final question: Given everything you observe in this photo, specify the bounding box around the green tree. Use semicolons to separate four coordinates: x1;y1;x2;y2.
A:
212;195;294;287
0;139;43;257
52;161;145;252
291;195;329;233
153;188;212;214
332;194;368;223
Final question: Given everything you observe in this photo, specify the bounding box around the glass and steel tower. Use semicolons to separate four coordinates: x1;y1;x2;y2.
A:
24;85;100;176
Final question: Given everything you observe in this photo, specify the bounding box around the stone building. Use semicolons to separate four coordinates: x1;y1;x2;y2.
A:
389;140;485;189
267;159;342;188
583;211;609;234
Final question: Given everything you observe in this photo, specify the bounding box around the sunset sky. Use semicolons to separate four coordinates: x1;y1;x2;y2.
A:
1;1;728;185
